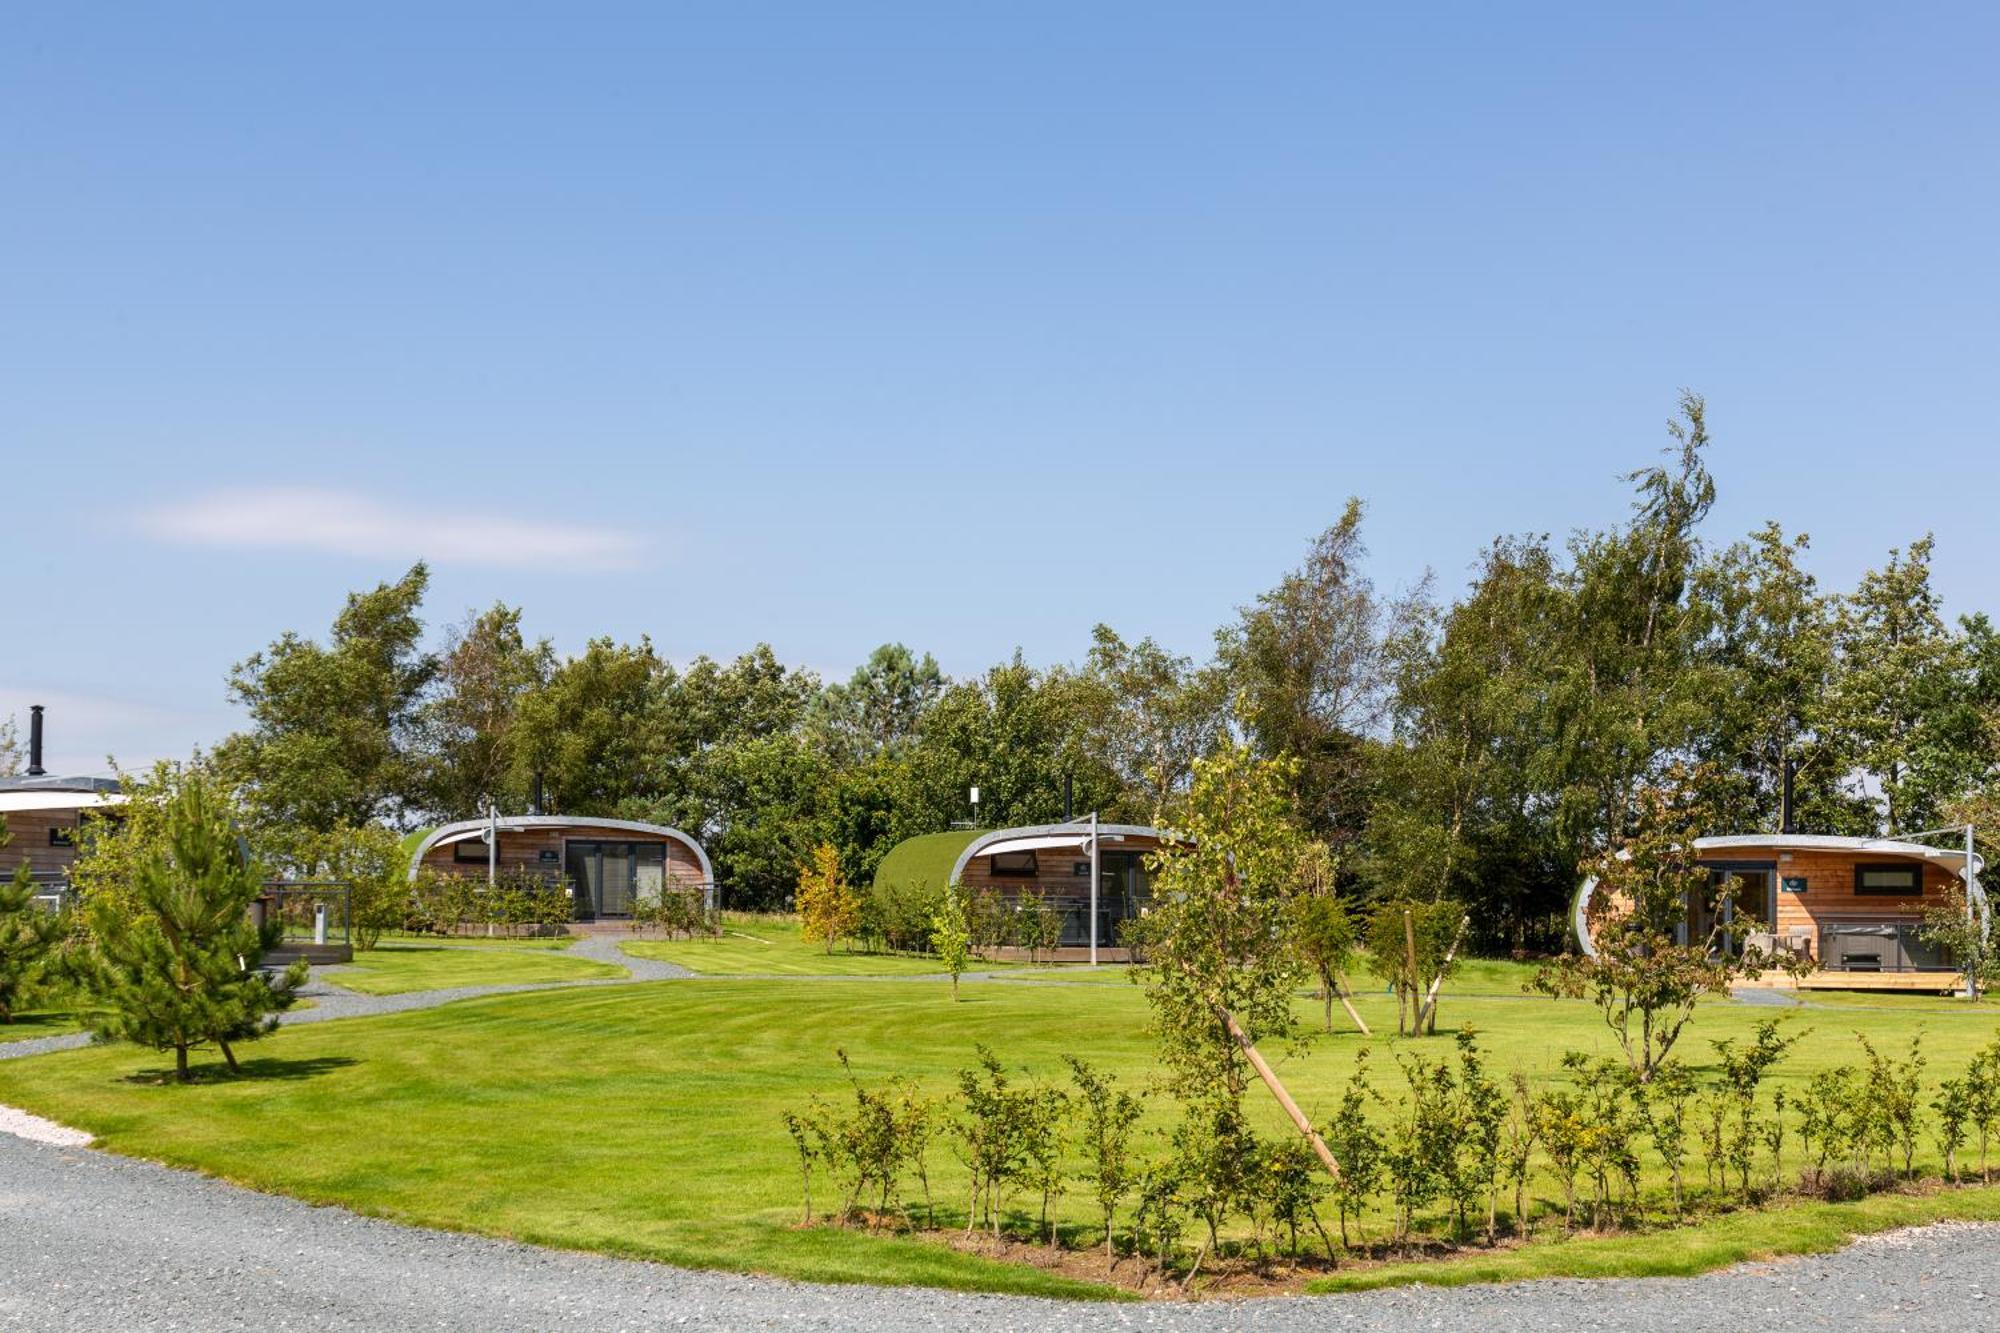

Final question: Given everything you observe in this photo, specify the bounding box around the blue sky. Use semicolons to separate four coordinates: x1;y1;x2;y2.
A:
5;4;1996;772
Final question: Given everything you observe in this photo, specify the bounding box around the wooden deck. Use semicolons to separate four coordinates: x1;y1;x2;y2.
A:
1751;967;1965;994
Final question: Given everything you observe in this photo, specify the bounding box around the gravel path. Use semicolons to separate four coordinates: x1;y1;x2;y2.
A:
1;1132;1996;1331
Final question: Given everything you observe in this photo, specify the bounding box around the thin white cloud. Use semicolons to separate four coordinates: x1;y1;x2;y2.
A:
141;485;648;572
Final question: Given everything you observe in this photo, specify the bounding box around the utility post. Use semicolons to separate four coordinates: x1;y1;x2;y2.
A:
1088;809;1100;967
485;802;498;889
1968;822;1980;1000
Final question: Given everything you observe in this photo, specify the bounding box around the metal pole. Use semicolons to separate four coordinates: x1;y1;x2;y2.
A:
487;804;498;889
1967;822;1979;1000
1088;810;1100;967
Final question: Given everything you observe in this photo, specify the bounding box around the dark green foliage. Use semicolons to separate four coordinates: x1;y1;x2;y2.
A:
83;770;307;1081
0;860;61;1022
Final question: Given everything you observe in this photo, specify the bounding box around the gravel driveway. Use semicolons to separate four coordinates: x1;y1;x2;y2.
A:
1;1132;1995;1332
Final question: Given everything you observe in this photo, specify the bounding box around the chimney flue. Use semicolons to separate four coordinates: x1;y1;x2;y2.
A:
27;704;46;776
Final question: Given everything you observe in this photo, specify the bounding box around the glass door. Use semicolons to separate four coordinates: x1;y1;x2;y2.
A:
564;841;639;918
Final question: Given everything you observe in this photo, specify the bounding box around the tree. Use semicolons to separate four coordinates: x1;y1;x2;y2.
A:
217;564;436;833
415;603;553;820
1361;897;1465;1036
83;767;307;1080
1689;524;1862;833
1135;744;1322;1140
0;816;61;1023
1535;767;1782;1081
813;643;944;760
1081;625;1227;814
795;842;860;953
1218;498;1395;843
1827;537;1983;833
511;637;670;817
0;715;19;777
1289;846;1363;1033
929;886;972;1001
1064;1055;1144;1260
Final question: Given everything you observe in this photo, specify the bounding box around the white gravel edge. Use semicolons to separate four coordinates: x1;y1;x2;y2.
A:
0;1102;93;1147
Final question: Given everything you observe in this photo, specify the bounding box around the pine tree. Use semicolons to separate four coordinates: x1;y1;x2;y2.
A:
84;771;307;1081
0;859;62;1023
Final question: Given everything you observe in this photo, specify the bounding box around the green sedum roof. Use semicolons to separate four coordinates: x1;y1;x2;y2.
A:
871;829;983;894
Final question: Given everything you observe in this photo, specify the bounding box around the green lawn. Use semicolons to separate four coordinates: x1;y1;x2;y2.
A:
374;930;580;951
622;913;1008;977
325;940;626;995
0;1007;90;1043
4;965;2000;1296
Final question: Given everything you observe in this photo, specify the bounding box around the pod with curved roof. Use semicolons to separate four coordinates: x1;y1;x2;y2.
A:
1573;832;1988;987
873;819;1174;960
407;816;715;920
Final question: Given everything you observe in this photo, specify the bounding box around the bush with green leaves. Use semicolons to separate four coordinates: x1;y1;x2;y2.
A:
1064;1056;1143;1259
858;876;944;955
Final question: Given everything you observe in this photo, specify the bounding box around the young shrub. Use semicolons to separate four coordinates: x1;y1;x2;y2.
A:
896;1083;942;1230
1640;1058;1699;1219
952;1045;1035;1238
1569;1053;1642;1229
0;860;61;1023
1934;1074;1973;1183
781;1107;825;1224
1856;1032;1926;1180
1454;1029;1510;1243
965;885;1009;957
1709;1018;1801;1201
1385;1051;1456;1242
929;885;972;1001
1530;1082;1587;1233
1016;888;1063;965
83;768;308;1081
1967;1040;2000;1182
1503;1073;1541;1238
1263;1136;1337;1261
1797;1064;1861;1193
1133;1153;1188;1269
795;842;860;954
1919;883;2000;999
1172;1096;1255;1277
1065;1055;1145;1260
1022;1080;1070;1248
1325;1050;1386;1251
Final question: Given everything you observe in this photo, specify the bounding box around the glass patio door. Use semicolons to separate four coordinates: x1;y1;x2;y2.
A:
564;841;638;918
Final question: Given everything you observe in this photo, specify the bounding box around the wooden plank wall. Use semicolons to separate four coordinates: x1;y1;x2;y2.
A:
418;825;707;888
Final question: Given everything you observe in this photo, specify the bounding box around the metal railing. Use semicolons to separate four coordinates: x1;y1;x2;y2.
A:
257;882;353;948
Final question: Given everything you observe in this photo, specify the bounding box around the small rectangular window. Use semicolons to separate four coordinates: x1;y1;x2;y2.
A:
989;850;1038;878
453;839;490;864
1854;864;1922;896
49;826;74;847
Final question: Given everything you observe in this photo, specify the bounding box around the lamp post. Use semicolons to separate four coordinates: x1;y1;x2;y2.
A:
969;786;980;827
1088;810;1100;967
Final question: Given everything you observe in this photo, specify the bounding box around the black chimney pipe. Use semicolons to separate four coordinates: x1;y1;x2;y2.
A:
26;704;45;777
1780;755;1797;835
531;771;545;816
1063;773;1073;821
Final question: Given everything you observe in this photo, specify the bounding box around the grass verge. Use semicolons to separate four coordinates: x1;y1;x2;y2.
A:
326;941;625;995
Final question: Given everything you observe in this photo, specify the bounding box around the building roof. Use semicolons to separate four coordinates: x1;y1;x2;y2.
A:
0;773;125;814
1697;833;1984;877
948;820;1169;886
405;815;714;883
871;829;982;893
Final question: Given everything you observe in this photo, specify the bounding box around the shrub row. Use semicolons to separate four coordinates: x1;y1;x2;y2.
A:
404;866;573;936
783;1024;2000;1278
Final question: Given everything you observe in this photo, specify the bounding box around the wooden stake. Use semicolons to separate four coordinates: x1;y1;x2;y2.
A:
1334;977;1371;1036
1219;1005;1342;1182
1414;913;1471;1036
